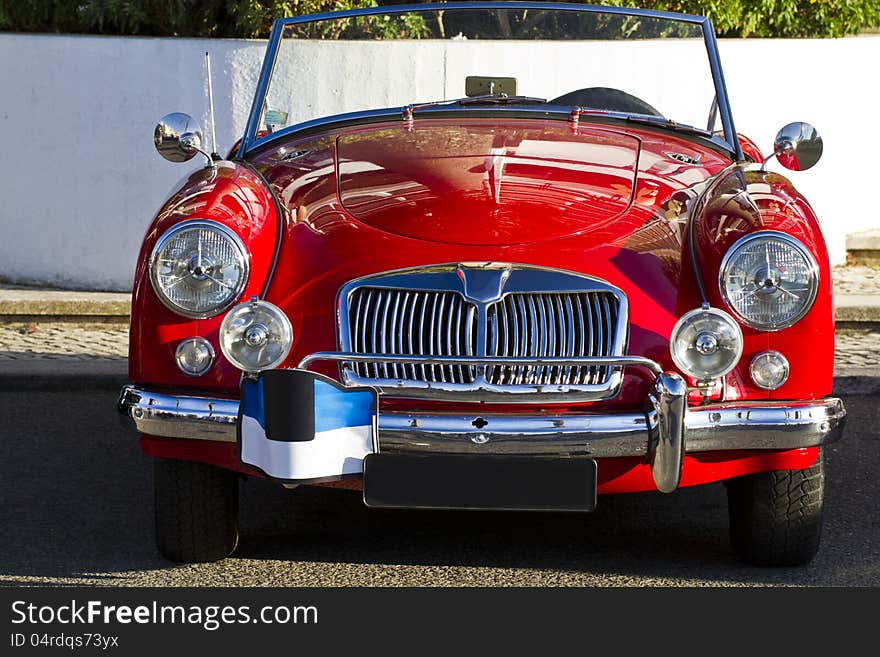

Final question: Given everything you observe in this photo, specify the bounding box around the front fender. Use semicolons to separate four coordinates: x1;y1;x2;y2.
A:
128;161;279;393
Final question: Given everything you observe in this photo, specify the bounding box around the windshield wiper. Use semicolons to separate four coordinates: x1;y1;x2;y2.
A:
401;99;711;139
405;94;547;116
622;114;713;138
565;107;713;138
457;94;547;106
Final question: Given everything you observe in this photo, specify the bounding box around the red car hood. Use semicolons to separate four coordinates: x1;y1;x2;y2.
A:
337;122;640;245
239;117;750;406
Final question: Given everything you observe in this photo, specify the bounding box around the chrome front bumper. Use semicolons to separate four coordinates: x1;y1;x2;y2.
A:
119;359;846;494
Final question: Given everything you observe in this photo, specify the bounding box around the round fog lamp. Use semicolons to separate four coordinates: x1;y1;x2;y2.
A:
750;351;789;390
670;307;743;381
219;300;292;373
175;337;215;376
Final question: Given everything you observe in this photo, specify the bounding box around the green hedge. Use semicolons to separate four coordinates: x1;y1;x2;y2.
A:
617;0;880;38
1;1;878;38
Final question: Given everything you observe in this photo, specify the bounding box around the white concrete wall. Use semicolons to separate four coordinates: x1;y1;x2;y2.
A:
0;32;877;290
0;34;265;291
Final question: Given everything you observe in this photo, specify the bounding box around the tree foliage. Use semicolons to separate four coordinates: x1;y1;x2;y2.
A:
613;0;880;38
1;1;878;38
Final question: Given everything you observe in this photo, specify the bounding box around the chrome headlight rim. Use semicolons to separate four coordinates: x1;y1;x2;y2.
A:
148;219;250;319
718;230;819;331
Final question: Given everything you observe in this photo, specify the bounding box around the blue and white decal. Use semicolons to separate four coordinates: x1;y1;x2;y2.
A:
239;369;377;481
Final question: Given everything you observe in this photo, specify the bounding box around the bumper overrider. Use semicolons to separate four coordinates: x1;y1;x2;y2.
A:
119;352;846;499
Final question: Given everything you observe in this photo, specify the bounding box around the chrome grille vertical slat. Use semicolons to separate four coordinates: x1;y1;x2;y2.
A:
427;292;438;382
448;294;458;383
485;303;495;381
541;295;552;384
589;292;600;384
505;297;517;385
370;290;383;378
550;295;559;384
596;292;608;383
454;295;464;382
574;293;586;385
399;292;413;379
436;293;447;382
507;294;526;385
526;295;539;385
351;288;363;358
601;294;614;382
549;295;559;384
388;291;402;379
381;291;394;379
415;292;427;381
516;296;528;384
563;294;575;384
348;290;361;375
554;295;565;383
466;304;477;382
357;290;370;377
499;299;510;384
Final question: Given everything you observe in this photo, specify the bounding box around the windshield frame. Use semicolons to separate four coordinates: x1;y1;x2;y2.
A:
236;1;742;161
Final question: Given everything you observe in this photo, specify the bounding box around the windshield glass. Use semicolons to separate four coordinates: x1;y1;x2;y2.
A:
250;4;730;150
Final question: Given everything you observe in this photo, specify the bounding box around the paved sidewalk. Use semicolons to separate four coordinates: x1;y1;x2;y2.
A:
0;264;877;393
0;321;876;394
831;264;880;295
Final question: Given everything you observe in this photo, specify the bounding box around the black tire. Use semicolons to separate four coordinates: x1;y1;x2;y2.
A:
726;449;824;566
154;457;239;563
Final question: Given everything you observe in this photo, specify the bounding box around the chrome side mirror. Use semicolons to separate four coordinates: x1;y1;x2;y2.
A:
763;122;823;172
154;113;211;165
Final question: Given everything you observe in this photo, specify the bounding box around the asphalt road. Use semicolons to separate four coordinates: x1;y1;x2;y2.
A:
1;388;877;587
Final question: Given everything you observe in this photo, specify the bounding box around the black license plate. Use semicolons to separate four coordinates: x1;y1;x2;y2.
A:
363;453;597;512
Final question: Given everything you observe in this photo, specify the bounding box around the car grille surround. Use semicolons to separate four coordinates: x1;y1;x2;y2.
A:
338;264;628;402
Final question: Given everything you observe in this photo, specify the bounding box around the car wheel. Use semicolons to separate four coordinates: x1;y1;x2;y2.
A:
153;457;239;563
726;449;824;566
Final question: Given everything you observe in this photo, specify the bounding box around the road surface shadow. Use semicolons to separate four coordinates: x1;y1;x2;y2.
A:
0;390;876;586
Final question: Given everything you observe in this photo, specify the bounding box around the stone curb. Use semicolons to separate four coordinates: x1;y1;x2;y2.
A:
1;292;879;323
0;289;880;324
834;296;880;325
0;290;131;321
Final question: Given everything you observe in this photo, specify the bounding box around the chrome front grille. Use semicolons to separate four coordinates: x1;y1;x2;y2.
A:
348;288;478;383
486;292;618;386
338;264;628;402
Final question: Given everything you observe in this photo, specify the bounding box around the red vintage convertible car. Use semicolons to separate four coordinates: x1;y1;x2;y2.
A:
119;2;845;566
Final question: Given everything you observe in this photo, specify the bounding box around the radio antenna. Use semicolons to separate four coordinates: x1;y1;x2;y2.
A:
205;51;219;160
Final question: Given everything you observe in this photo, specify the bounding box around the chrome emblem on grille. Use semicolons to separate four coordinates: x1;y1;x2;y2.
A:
456;262;512;303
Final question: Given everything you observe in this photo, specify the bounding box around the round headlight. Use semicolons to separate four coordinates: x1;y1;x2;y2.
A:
219;300;292;373
670;306;743;381
149;220;249;318
719;232;818;330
